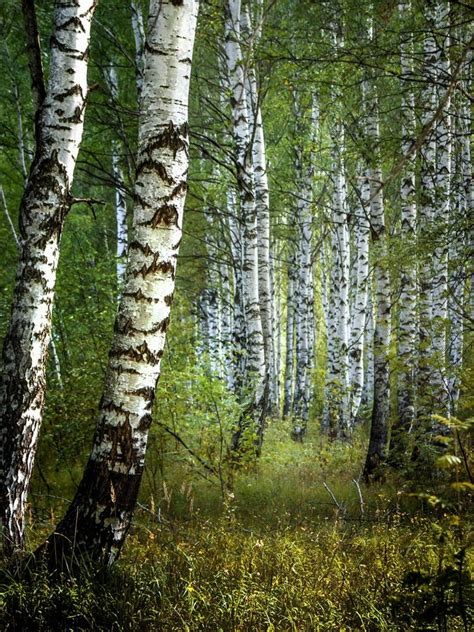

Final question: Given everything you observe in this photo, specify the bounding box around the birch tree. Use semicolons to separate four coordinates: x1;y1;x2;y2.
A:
105;65;129;286
44;0;199;567
417;2;439;421
242;4;276;411
430;0;451;417
292;93;317;435
0;0;97;554
224;0;267;451
323;119;350;437
364;89;391;479
348;169;370;423
390;0;417;462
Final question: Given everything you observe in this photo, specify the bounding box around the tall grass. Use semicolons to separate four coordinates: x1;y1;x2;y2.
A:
1;418;472;631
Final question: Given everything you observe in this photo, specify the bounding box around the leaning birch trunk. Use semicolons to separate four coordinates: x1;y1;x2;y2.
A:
0;0;97;555
390;0;417;463
364;93;391;480
44;0;199;567
224;0;266;452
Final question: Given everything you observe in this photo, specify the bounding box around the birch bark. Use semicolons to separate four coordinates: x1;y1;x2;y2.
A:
324;120;350;436
105;65;129;285
224;0;266;450
390;0;417;461
349;169;370;423
417;2;439;419
430;0;451;416
0;0;97;554
293;94;317;434
242;5;276;410
364;93;391;479
44;0;199;566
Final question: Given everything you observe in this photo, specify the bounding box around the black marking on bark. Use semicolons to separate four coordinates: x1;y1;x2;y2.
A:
128;240;154;257
53;83;84;103
149;204;178;227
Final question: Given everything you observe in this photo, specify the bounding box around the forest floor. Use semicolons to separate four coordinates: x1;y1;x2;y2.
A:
1;419;472;631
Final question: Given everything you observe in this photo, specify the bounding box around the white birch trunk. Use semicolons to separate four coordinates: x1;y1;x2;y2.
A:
391;0;417;460
242;5;275;411
364;93;391;478
283;256;296;418
447;44;471;414
227;188;246;394
105;65;129;285
47;0;199;566
224;0;266;448
430;0;451;416
349;169;370;423
324;120;350;436
0;0;97;553
131;0;145;99
293;95;317;432
417;2;439;418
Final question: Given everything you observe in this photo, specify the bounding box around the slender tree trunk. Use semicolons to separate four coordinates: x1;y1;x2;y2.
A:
430;0;451;417
390;0;417;463
43;0;199;567
242;5;276;411
0;0;97;554
417;2;439;421
349;169;370;423
224;0;266;451
324;120;350;437
130;0;145;99
227;189;246;395
105;65;129;286
293;94;317;435
364;93;391;480
447;41;471;415
283;255;296;418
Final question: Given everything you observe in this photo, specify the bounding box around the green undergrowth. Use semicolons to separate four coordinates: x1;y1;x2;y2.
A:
3;417;472;631
1;515;472;631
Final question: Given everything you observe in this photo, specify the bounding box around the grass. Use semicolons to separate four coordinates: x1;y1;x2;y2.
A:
1;418;473;631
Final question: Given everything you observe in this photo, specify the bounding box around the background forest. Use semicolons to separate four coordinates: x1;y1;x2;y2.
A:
0;0;472;630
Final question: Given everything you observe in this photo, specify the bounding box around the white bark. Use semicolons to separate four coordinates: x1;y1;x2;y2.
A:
131;0;145;99
227;188;246;393
49;0;199;565
417;2;439;417
242;5;276;410
392;0;417;456
364;92;391;477
0;0;97;553
324;119;350;436
105;65;129;285
447;43;471;414
283;256;296;417
293;94;317;430
224;0;266;446
349;169;370;423
430;0;451;415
